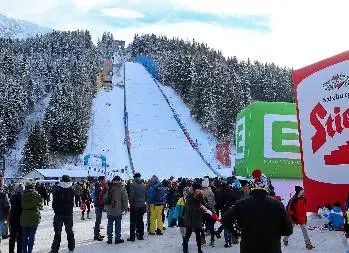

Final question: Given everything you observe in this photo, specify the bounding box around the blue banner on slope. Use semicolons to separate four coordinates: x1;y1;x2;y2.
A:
136;55;159;79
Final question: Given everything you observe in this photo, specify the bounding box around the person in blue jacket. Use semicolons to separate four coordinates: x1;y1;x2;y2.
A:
147;176;168;235
328;202;344;231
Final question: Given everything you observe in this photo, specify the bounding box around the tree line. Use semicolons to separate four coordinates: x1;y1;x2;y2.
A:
0;30;111;174
131;34;294;141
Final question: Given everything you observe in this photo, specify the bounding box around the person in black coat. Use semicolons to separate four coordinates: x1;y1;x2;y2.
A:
50;175;75;253
216;181;239;247
221;170;293;253
9;183;24;253
183;181;204;253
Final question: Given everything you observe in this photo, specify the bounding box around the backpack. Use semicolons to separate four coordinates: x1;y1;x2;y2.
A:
103;185;112;205
155;186;165;203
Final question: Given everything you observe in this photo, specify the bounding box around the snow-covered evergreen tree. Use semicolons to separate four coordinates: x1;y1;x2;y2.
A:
22;123;49;174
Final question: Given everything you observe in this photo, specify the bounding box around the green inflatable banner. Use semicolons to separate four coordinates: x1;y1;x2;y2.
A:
235;102;302;178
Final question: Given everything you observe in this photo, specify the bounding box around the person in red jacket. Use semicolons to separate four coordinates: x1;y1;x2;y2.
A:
283;186;314;250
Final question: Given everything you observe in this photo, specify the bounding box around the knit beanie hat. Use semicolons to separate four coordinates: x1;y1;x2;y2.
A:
249;169;268;192
133;172;141;179
192;181;202;190
295;186;303;195
202;177;209;188
61;175;71;183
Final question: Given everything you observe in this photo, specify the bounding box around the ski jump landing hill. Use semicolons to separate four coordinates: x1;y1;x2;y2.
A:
125;59;227;179
82;54;230;180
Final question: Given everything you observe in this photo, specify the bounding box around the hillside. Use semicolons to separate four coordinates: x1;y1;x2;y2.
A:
0;13;51;39
131;34;294;141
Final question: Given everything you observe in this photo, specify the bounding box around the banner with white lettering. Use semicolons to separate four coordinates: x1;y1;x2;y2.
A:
235;102;301;178
293;51;349;211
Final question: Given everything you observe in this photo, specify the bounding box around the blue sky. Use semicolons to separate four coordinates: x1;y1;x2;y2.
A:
0;0;348;68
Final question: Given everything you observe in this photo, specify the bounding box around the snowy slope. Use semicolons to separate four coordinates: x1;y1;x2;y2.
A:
0;13;51;39
1;205;345;253
81;62;130;180
125;62;215;179
4;95;51;177
160;84;234;177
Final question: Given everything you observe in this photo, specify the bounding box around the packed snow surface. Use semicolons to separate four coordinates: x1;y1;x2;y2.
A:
1;205;345;253
125;62;217;179
4;95;51;178
81;63;130;179
160;84;234;177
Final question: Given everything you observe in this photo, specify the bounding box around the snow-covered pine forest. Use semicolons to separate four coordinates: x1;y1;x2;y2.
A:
131;34;294;141
0;30;295;176
0;31;116;175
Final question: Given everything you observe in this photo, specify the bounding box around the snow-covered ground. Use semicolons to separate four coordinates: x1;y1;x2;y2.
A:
4;95;51;178
0;13;51;39
125;62;215;179
1;205;345;253
81;63;130;180
160;84;233;177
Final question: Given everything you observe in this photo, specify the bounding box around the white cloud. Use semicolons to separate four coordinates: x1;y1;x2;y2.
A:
100;7;144;19
167;0;274;16
1;0;349;68
68;0;115;12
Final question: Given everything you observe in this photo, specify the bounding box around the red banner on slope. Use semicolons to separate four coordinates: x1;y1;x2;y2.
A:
216;143;231;167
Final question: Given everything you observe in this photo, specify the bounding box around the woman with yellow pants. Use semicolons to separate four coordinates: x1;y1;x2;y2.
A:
147;177;168;235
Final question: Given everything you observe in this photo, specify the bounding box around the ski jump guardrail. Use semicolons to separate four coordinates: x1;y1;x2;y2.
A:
135;55;223;178
123;62;135;175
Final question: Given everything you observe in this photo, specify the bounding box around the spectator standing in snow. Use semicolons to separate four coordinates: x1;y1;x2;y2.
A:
104;176;128;244
201;177;216;247
183;181;204;253
93;176;107;241
216;180;239;247
176;187;189;245
81;184;92;220
284;186;314;250
73;182;82;208
50;175;75;253
37;183;48;207
221;169;293;253
127;173;146;241
147;175;168;235
0;174;10;247
9;183;23;253
21;182;42;253
167;181;179;227
328;202;344;231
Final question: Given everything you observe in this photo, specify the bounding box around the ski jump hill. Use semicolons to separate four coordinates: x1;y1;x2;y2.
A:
82;56;232;180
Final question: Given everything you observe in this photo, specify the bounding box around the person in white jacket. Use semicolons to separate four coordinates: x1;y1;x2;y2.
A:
201;177;217;246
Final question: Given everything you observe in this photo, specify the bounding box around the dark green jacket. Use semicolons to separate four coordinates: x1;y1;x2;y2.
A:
184;191;203;228
21;189;42;227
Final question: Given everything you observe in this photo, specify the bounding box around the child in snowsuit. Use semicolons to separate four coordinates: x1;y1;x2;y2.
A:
81;186;92;220
328;202;344;231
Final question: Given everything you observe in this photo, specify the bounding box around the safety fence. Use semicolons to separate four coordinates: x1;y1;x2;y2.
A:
123;62;135;175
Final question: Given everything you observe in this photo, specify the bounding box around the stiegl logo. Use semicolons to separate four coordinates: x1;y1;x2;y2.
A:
323;74;349;91
311;103;349;153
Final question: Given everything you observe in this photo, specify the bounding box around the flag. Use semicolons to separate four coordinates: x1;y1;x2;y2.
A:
200;205;220;222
